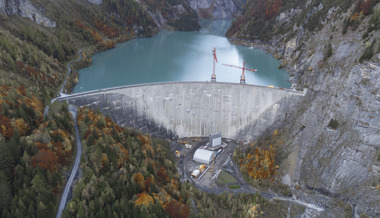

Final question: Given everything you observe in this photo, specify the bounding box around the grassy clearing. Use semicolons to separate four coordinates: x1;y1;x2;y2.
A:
218;171;238;185
228;185;241;189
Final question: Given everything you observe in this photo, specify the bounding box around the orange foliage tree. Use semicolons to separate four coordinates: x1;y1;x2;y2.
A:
13;118;29;135
32;150;58;172
243;145;276;180
134;173;145;191
75;20;102;43
94;20;119;38
265;0;283;19
357;0;373;15
165;200;190;218
135;192;154;206
17;86;27;96
157;166;169;183
144;176;154;191
0;115;13;139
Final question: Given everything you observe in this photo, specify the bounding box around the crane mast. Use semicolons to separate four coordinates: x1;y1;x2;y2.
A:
222;61;257;84
211;48;218;82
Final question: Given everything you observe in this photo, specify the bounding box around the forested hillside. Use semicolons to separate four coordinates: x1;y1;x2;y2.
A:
61;107;288;217
0;87;75;217
0;0;199;217
227;0;379;40
60;107;186;217
0;0;200;102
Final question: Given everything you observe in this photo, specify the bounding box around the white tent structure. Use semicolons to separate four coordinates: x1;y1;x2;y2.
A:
193;149;217;164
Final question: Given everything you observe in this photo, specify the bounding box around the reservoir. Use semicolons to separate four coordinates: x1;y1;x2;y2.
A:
73;20;290;93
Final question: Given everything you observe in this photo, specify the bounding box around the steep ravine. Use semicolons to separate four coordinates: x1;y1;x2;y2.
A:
187;0;245;18
228;3;380;217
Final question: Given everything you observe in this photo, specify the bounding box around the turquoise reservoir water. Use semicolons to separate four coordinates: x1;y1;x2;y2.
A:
73;20;290;93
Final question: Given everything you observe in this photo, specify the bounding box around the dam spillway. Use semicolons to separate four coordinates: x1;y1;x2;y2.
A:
58;82;305;141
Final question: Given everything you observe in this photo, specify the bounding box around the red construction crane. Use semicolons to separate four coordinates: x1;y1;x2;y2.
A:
222;61;257;84
211;48;218;82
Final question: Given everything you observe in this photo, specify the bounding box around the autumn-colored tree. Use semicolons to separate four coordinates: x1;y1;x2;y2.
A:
265;0;282;19
0;115;13;139
165;200;189;218
96;40;115;50
101;153;108;168
157;166;169;183
244;146;276;180
13;118;29;135
134;173;145;191
15;60;25;74
134;192;154;206
357;0;373;15
145;176;154;191
32;150;58;172
75;20;102;43
17;86;27;96
94;20;119;38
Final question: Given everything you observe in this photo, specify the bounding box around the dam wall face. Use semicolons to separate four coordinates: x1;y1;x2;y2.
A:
60;82;305;140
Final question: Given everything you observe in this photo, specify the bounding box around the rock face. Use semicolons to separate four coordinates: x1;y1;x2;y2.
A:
0;0;56;28
228;2;380;216
87;0;102;5
146;4;188;29
187;0;245;18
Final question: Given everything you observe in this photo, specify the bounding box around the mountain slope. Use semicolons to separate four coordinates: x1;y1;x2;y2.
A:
228;0;380;216
0;0;197;216
187;0;245;18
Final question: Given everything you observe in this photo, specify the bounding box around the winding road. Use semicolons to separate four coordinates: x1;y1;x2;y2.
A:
56;105;82;218
51;49;84;217
59;49;83;96
43;49;84;119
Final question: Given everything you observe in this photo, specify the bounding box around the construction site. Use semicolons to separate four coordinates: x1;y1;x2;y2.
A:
172;134;250;192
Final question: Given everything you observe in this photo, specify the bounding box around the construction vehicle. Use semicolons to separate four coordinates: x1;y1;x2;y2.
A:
175;150;181;158
222;62;257;84
199;164;205;171
192;137;201;142
192;164;206;178
178;139;188;144
191;170;201;178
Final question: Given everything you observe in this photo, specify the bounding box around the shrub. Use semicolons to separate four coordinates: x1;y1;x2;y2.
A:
328;118;339;129
342;17;350;35
368;9;380;32
360;39;376;62
324;43;333;60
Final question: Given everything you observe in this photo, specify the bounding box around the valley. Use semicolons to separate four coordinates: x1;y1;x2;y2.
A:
0;0;379;217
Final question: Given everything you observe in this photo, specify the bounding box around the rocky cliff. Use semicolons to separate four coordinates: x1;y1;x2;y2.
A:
140;0;199;31
0;0;56;27
187;0;245;18
0;0;199;31
228;0;380;216
0;0;244;31
87;0;102;5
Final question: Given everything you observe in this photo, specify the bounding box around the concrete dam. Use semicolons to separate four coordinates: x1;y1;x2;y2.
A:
58;82;305;141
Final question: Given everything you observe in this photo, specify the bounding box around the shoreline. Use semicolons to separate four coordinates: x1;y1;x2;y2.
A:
61;34;140;95
66;22;295;95
228;38;299;90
